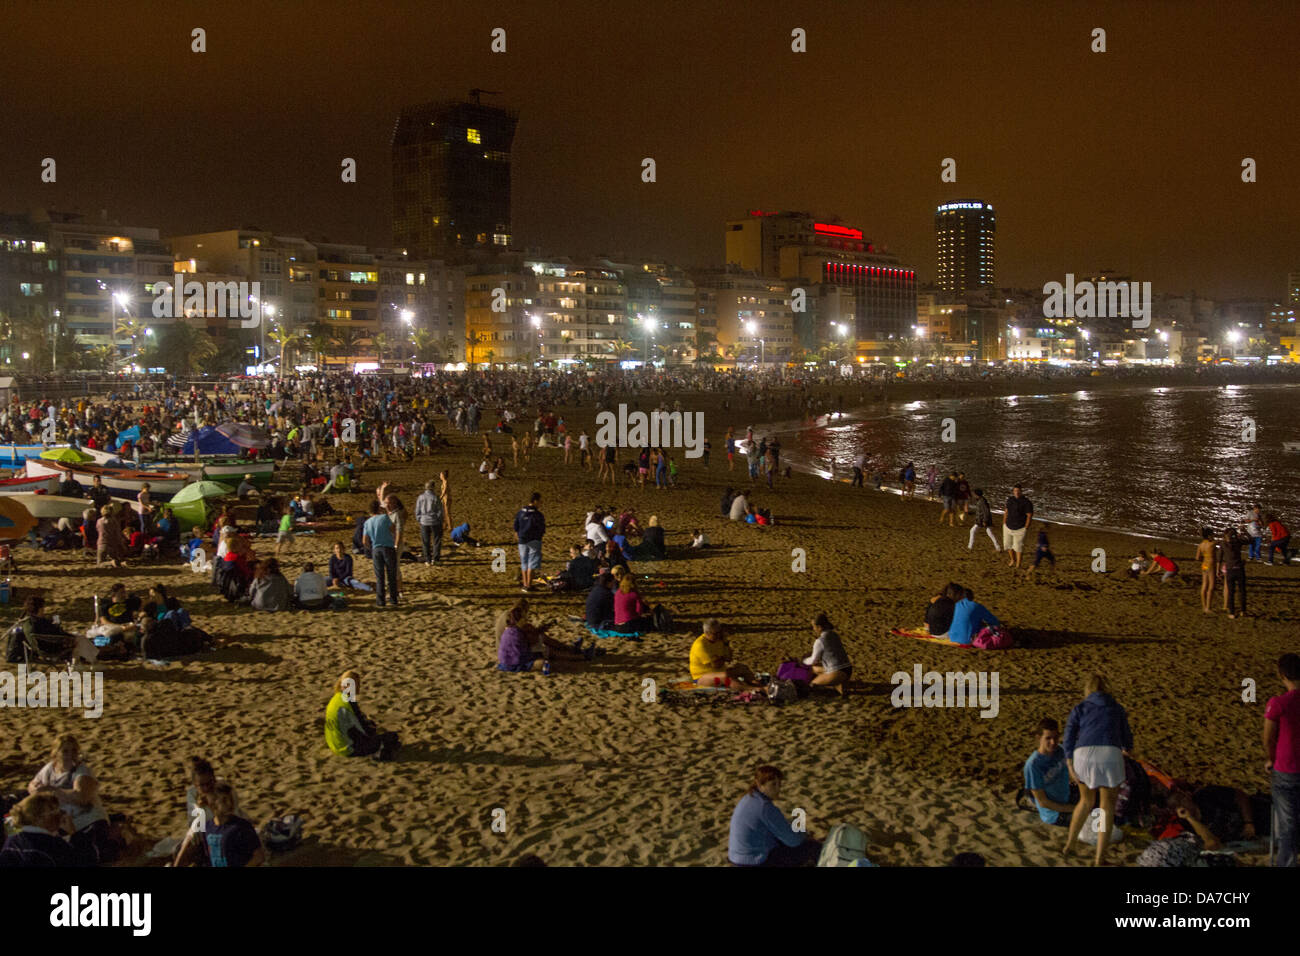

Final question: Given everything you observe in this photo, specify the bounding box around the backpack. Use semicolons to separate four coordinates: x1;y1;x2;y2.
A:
214;562;244;603
260;814;304;852
766;679;799;703
817;823;870;866
652;605;673;632
776;660;813;684
973;625;1013;649
1115;755;1152;825
5;623;26;663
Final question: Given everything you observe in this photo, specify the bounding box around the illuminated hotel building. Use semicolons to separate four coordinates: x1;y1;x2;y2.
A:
725;210;916;356
935;200;995;294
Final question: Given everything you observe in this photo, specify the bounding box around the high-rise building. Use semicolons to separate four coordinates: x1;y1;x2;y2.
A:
1288;270;1300;305
725;210;916;356
391;98;519;262
934;200;995;294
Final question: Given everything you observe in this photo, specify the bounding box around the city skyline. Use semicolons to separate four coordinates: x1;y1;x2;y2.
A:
3;1;1298;299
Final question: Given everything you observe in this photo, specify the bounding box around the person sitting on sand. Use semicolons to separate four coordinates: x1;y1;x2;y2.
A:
804;612;851;697
585;509;610;547
328;541;372;592
728;490;750;521
0;793;88;867
613;576;655;632
1022;717;1078;827
727;765;820;867
946;588;1000;646
562;543;597;591
27;734;111;864
248;557;292;612
585;572;618;630
237;474;260;499
323;669;400;759
638;515;667;560
924;583;963;638
1062;673;1134;866
690;618;759;687
691;528;709;549
175;782;263;868
1141;549;1179;582
182;756;243;835
294;561;328;610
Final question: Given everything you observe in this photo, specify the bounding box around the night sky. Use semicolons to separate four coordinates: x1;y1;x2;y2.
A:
3;0;1298;298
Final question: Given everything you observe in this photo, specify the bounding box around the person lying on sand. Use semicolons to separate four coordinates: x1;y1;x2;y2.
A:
690;618;761;688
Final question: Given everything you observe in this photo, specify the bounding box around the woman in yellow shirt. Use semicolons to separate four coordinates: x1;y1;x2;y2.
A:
690;618;759;688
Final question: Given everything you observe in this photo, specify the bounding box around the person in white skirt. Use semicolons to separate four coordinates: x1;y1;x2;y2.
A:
1062;673;1134;865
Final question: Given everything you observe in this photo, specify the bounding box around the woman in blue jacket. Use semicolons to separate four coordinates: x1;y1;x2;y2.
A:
1062;673;1134;866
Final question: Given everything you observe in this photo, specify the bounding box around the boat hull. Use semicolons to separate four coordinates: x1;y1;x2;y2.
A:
24;459;190;501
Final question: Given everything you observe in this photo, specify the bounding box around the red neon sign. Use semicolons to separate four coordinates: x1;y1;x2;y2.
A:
813;222;863;239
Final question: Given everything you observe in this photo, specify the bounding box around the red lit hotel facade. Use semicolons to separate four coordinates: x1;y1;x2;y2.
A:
725;210;917;359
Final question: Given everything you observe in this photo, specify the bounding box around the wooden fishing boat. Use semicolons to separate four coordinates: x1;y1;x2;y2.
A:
23;459;190;500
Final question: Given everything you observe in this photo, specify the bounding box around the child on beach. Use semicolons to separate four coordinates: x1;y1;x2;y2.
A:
1141;549;1178;582
275;504;295;557
1031;529;1056;571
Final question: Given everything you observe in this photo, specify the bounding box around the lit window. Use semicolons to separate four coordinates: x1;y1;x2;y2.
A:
467;128;481;144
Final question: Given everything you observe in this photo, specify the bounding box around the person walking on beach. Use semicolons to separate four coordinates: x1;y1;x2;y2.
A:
1002;484;1033;568
725;427;736;472
1062;673;1133;866
1266;514;1292;566
851;451;866;488
901;462;916;498
938;471;959;526
1196;527;1217;613
1263;653;1300;867
1220;527;1247;619
1245;505;1264;562
514;492;546;593
968;488;1001;552
955;472;971;522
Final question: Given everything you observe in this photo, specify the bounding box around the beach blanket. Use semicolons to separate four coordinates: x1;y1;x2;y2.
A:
889;627;976;648
587;625;646;640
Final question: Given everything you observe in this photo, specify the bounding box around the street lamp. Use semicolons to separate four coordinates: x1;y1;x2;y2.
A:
745;320;764;366
111;291;131;374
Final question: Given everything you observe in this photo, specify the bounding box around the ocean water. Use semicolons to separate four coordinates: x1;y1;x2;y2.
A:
764;384;1300;540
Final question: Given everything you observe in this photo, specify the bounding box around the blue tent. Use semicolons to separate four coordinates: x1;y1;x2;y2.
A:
181;426;242;456
114;425;141;449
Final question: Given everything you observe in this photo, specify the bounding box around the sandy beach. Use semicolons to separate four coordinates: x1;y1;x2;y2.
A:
1;390;1292;866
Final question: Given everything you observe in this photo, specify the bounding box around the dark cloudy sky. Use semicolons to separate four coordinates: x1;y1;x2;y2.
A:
3;0;1297;298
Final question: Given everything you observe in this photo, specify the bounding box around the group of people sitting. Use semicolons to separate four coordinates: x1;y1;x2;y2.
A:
688;613;853;697
719;487;775;526
923;583;1001;645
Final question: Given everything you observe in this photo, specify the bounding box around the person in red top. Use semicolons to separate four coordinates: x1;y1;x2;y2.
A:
1266;515;1292;566
1264;653;1300;867
1140;550;1179;582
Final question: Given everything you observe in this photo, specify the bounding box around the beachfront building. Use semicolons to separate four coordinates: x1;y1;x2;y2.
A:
464;256;629;367
0;213;60;368
607;261;700;365
378;255;466;364
5;210;173;355
689;265;794;365
724;209;917;360
391;97;519;262
934;200;996;294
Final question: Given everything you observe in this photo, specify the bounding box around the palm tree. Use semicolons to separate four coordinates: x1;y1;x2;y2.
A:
267;327;305;381
411;328;439;364
372;331;391;363
304;321;339;366
338;326;368;358
465;331;485;367
441;333;459;363
608;339;635;360
88;344;115;372
484;348;496;369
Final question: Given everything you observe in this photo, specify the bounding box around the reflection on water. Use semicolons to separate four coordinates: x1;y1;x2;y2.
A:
767;384;1300;539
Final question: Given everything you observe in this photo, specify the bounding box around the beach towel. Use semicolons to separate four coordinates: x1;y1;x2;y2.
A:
584;624;646;639
889;627;976;648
